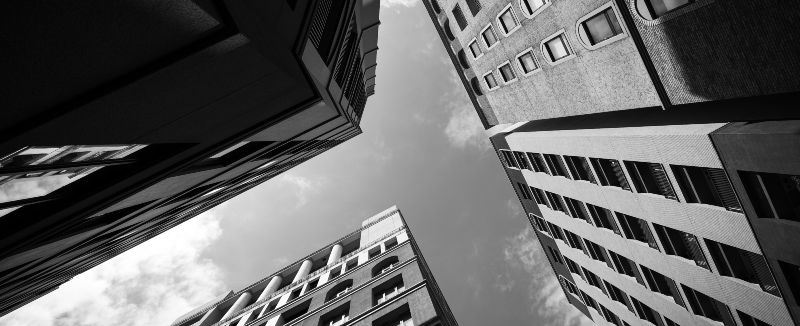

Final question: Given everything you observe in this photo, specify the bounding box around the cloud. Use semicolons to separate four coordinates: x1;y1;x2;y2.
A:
381;0;419;8
274;173;327;208
505;198;524;219
503;229;593;326
0;211;227;326
444;103;490;149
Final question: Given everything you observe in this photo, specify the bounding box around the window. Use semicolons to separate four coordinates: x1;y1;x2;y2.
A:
640;265;684;306
664;318;680;326
319;303;350;326
583;239;608;263
373;304;413;326
498;61;517;83
630;296;661;325
372;256;400;277
625;161;677;200
741;171;800;220
652;223;709;269
430;0;442;13
564;197;590;222
560;276;580;296
307;278;319;292
565;257;582;275
580;5;624;46
280;299;311;324
515;49;540;75
581;290;599;310
527;152;549;173
779;260;800;307
674;166;742;211
640;0;693;19
373;275;405;305
545;191;567;213
481;24;499;49
326;279;354;302
564;230;585;251
564;156;596;183
345;258;358;272
470;77;484;96
682;284;733;324
542;32;574;64
604;280;629;307
590;158;631;191
329;266;342;279
468;39;483;59
547;246;564;264
465;0;481;15
532;214;549;233
517;183;532;200
737;310;771;326
496;4;520;35
499;150;518;168
520;0;548;18
263;299;280;314
616;213;658;250
514;151;531;170
531;186;548;206
483;71;499;90
287;287;303;302
705;239;778;295
543;154;569;178
452;4;468;30
586;204;619;234
608;250;639;280
546;222;566;241
368;246;382;259
385;237;398;250
600;304;621;326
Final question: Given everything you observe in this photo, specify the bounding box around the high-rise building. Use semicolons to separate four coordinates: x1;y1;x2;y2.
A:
170;206;457;326
422;0;800;325
0;0;381;316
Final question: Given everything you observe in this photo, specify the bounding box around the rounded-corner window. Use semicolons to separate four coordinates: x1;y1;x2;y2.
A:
519;0;550;19
467;38;483;60
515;48;541;76
480;24;499;50
496;3;521;36
443;20;455;41
576;2;627;50
541;30;576;66
636;0;694;21
457;49;470;69
325;279;354;302
470;77;484;96
483;71;499;91
497;61;518;84
372;256;400;277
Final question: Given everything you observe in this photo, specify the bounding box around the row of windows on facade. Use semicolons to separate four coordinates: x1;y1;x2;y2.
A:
501;149;745;212
525;186;781;298
216;237;403;326
240;295;415;326
559;269;769;326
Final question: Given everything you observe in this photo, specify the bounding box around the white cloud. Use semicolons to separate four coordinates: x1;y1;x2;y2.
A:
503;229;594;326
381;0;419;8
274;173;327;208
0;211;227;326
444;103;490;149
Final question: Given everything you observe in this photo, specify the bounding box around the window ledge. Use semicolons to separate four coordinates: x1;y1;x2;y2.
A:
722;275;763;292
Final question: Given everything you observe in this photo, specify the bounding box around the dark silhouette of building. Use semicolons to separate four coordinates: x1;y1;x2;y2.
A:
170;206;457;326
0;0;381;317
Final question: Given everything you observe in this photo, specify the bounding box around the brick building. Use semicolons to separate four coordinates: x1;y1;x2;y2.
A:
0;0;381;316
170;206;457;326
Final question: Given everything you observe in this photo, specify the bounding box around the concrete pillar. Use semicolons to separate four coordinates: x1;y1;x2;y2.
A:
291;259;312;284
194;307;221;326
219;292;252;322
256;275;283;302
327;243;343;266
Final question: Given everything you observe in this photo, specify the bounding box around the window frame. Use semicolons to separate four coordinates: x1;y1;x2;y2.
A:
575;2;628;50
540;29;576;66
468;38;484;60
515;48;542;76
496;3;522;36
480;23;500;50
497;60;518;84
482;70;500;91
519;0;550;19
451;4;468;30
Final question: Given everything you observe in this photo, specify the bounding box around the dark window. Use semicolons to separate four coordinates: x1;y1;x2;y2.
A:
500;150;517;168
319;302;350;326
307;278;319;291
468;40;482;58
604;280;629;307
499;62;517;83
674;166;742;211
643;0;693;18
533;214;549;233
513;151;530;170
545;191;567;213
543;154;569;178
544;34;571;62
531;187;548;206
590;158;631;191
640;265;684;307
705;239;779;296
616;212;658;250
517;51;538;74
652;223;709;270
547;246;564;264
326;279;354;302
609;250;641;283
625;161;677;200
630;296;661;326
582;267;603;290
430;0;442;13
682;285;733;324
521;0;547;16
345;258;358;272
384;237;398;250
564;155;596;183
263;299;279;314
600;304;621;326
581;290;599;309
564;197;590;222
737;310;771;326
288;287;302;302
281;299;311;324
582;7;623;45
368;246;382;259
372;256;400;277
546;222;565;241
373;274;405;305
517;182;532;200
527;153;549;173
584;239;608;263
740;171;800;221
564;230;585;251
665;318;680;326
586;204;619;234
484;72;498;89
452;4;468;30
372;303;413;326
329;266;342;280
565;257;582;275
481;25;498;48
309;0;347;62
560;276;580;296
465;0;481;15
779;260;800;306
497;5;519;34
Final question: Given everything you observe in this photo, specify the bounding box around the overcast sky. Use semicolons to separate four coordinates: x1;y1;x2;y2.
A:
0;2;593;326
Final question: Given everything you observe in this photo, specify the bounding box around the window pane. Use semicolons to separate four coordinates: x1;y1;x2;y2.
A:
649;0;691;17
500;9;518;33
546;36;569;61
522;0;545;14
482;27;497;46
518;52;537;73
500;64;515;82
469;41;482;57
484;73;497;88
584;9;620;44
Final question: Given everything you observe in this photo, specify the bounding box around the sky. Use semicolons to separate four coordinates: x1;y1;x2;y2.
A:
0;1;593;326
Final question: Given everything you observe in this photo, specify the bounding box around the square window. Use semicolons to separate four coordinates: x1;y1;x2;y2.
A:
521;0;546;16
582;8;623;45
498;5;519;34
468;40;482;59
452;4;468;30
645;0;693;18
498;62;517;83
483;72;499;90
481;25;498;49
544;35;570;62
517;51;538;74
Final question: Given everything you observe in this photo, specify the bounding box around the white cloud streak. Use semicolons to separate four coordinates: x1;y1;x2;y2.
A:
380;0;419;8
0;211;227;326
274;173;327;209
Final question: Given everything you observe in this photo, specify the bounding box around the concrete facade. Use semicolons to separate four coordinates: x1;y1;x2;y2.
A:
0;0;381;316
171;206;458;326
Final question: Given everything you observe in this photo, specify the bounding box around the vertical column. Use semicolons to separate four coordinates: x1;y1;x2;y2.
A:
194;306;221;326
291;259;313;284
327;243;343;266
256;275;283;302
218;292;252;322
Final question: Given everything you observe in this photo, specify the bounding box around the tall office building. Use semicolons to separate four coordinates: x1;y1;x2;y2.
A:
423;0;800;325
170;206;457;326
0;0;381;316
